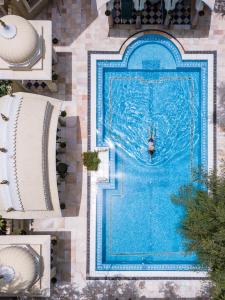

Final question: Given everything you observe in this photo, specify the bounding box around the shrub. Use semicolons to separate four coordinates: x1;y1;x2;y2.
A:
82;151;100;171
0;80;12;97
0;215;6;235
52;73;58;81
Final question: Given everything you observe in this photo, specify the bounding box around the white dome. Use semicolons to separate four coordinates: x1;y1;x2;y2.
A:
0;15;39;64
0;246;39;293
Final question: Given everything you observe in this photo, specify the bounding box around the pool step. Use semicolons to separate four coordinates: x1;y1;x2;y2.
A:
95;147;110;183
96;145;116;190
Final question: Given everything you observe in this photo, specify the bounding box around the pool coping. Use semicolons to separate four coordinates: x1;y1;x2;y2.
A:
87;30;217;279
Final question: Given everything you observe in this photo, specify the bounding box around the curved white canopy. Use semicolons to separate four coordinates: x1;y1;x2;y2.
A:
0;92;62;219
202;0;215;10
96;0;108;10
164;0;180;11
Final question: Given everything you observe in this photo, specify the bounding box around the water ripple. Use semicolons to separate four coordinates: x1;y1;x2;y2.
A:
104;73;199;166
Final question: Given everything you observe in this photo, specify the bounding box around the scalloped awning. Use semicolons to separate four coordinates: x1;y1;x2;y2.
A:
202;0;215;10
0;92;62;219
96;0;108;9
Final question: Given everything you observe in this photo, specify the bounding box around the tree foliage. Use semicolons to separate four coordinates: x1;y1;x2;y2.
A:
0;215;6;235
50;280;140;300
82;151;101;171
172;168;225;299
0;80;12;97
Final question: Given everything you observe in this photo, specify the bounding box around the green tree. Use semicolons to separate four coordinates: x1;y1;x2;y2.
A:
172;168;225;299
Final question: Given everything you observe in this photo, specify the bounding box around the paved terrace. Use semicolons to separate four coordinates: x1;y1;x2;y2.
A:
32;0;225;298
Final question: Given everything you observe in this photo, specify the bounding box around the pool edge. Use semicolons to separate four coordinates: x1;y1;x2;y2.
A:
86;31;217;279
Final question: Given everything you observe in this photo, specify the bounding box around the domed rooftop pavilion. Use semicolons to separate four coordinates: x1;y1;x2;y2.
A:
0;235;51;297
0;246;40;293
0;15;52;80
0;15;39;65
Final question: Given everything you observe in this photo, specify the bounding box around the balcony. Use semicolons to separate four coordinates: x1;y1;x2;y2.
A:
105;0;213;29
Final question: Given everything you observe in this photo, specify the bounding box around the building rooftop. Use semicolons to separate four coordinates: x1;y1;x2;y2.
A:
0;17;52;80
0;15;39;64
0;235;51;297
0;92;62;219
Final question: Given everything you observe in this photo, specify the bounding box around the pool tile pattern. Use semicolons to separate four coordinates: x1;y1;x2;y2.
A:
93;35;210;272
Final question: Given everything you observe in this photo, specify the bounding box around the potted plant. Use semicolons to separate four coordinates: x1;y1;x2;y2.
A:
105;9;111;16
0;216;6;235
60;203;66;210
52;37;59;44
60;110;67;117
60;142;66;149
82;151;101;171
52;72;58;81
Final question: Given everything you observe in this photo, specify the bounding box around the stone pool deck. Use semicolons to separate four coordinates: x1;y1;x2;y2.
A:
32;0;225;298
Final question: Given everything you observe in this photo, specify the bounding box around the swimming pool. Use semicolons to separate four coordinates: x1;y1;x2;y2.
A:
89;33;214;275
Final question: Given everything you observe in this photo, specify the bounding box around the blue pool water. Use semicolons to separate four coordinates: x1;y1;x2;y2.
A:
95;35;208;271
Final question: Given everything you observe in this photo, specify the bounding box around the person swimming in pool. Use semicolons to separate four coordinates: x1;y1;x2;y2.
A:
148;128;155;156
